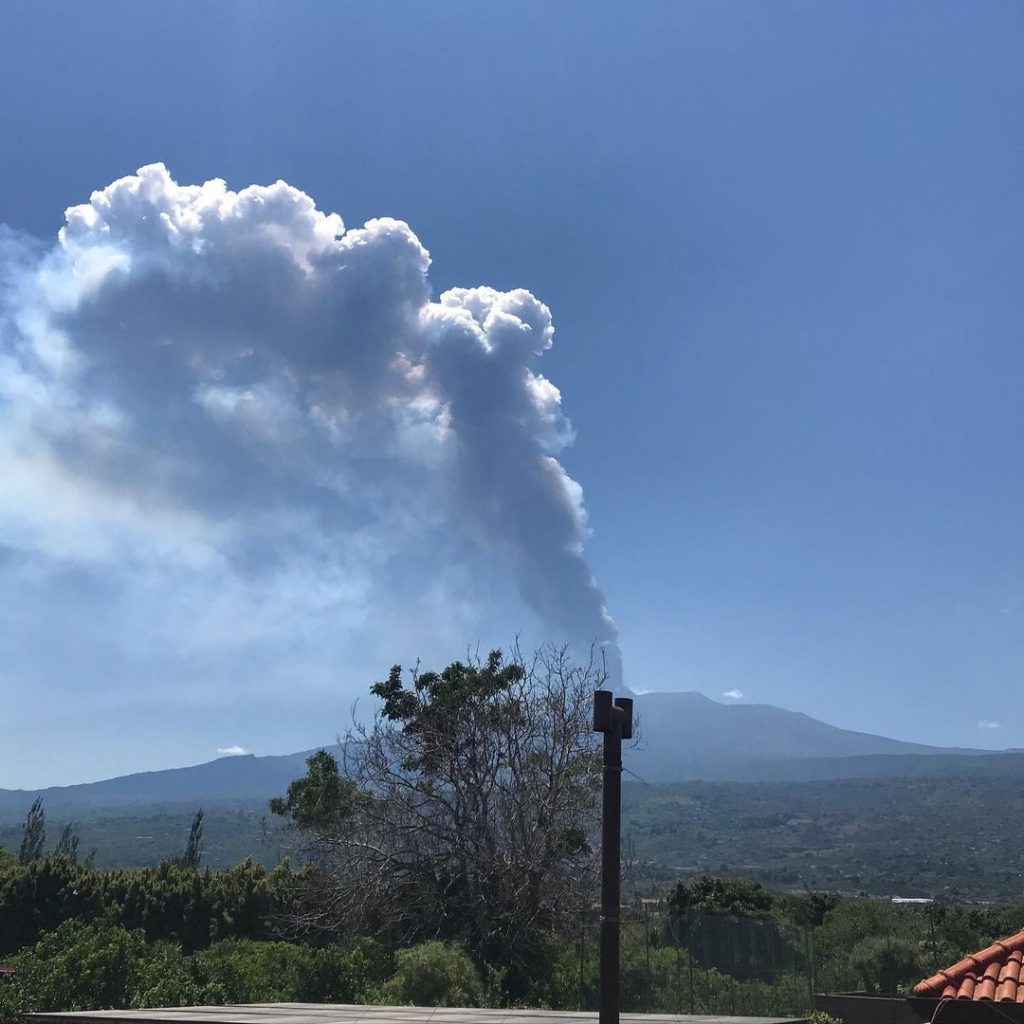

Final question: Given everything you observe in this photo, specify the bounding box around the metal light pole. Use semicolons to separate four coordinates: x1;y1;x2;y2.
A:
593;689;633;1024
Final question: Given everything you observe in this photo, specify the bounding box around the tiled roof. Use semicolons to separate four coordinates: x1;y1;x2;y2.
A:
915;930;1024;1001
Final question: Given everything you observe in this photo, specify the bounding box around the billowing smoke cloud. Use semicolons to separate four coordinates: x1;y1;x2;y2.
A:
0;164;621;701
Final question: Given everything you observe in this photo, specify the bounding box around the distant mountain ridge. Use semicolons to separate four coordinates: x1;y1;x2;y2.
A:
0;691;1010;821
628;691;989;780
0;749;319;820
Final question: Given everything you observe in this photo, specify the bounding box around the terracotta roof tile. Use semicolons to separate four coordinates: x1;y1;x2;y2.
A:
916;930;1024;1002
997;956;1022;1001
958;977;977;1000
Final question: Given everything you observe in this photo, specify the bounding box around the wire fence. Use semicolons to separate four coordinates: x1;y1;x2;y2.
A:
569;905;865;1017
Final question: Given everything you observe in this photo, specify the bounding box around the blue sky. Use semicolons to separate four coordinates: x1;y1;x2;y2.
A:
1;1;1021;787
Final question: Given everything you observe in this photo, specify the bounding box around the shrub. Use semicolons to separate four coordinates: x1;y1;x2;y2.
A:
810;1012;844;1024
849;935;925;996
195;937;388;1004
0;921;204;1020
379;941;484;1007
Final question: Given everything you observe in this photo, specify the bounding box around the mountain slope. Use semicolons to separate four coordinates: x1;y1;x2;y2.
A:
0;692;1005;820
0;749;320;821
628;691;983;780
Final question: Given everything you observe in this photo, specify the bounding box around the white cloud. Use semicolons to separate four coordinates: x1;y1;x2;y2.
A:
217;745;248;756
722;689;744;701
0;165;622;734
978;720;1002;730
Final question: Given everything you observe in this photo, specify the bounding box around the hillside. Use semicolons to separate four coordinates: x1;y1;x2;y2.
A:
622;773;1024;899
627;691;983;780
3;691;1023;897
0;691;1006;820
0;749;318;820
7;772;1024;900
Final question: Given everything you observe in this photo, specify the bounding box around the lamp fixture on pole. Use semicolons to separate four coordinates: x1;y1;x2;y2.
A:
593;689;633;1024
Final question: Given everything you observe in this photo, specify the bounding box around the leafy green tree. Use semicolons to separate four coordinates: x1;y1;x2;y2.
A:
182;810;205;869
108;857;289;952
667;875;776;919
791;891;842;928
0;855;294;958
813;898;918;992
849;934;926;995
0;856;104;955
378;941;484;1007
664;875;797;983
270;750;361;832
277;645;604;1001
18;797;46;864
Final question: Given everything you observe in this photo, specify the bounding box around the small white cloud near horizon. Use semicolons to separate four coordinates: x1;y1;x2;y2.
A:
977;721;1001;730
217;745;249;756
722;689;744;701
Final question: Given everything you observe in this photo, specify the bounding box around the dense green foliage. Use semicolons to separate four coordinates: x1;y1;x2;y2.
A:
17;798;45;864
268;751;360;831
9;771;1024;900
0;921;390;1019
378;942;485;1008
275;649;601;1003
0;855;295;957
623;776;1024;898
53;823;82;864
10;654;1024;1017
194;938;389;1003
181;810;205;870
0;805;282;871
4;850;1024;1018
848;935;923;995
0;921;203;1015
668;874;777;919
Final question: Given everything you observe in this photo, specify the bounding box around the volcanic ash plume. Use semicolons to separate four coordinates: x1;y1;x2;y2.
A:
0;164;621;683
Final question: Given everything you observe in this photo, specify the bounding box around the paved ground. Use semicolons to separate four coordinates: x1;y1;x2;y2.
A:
31;1002;807;1024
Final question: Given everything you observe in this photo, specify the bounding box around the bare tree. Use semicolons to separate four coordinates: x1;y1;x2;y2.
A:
274;643;605;997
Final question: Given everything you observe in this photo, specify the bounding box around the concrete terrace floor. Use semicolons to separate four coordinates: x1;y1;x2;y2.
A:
30;1003;808;1024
